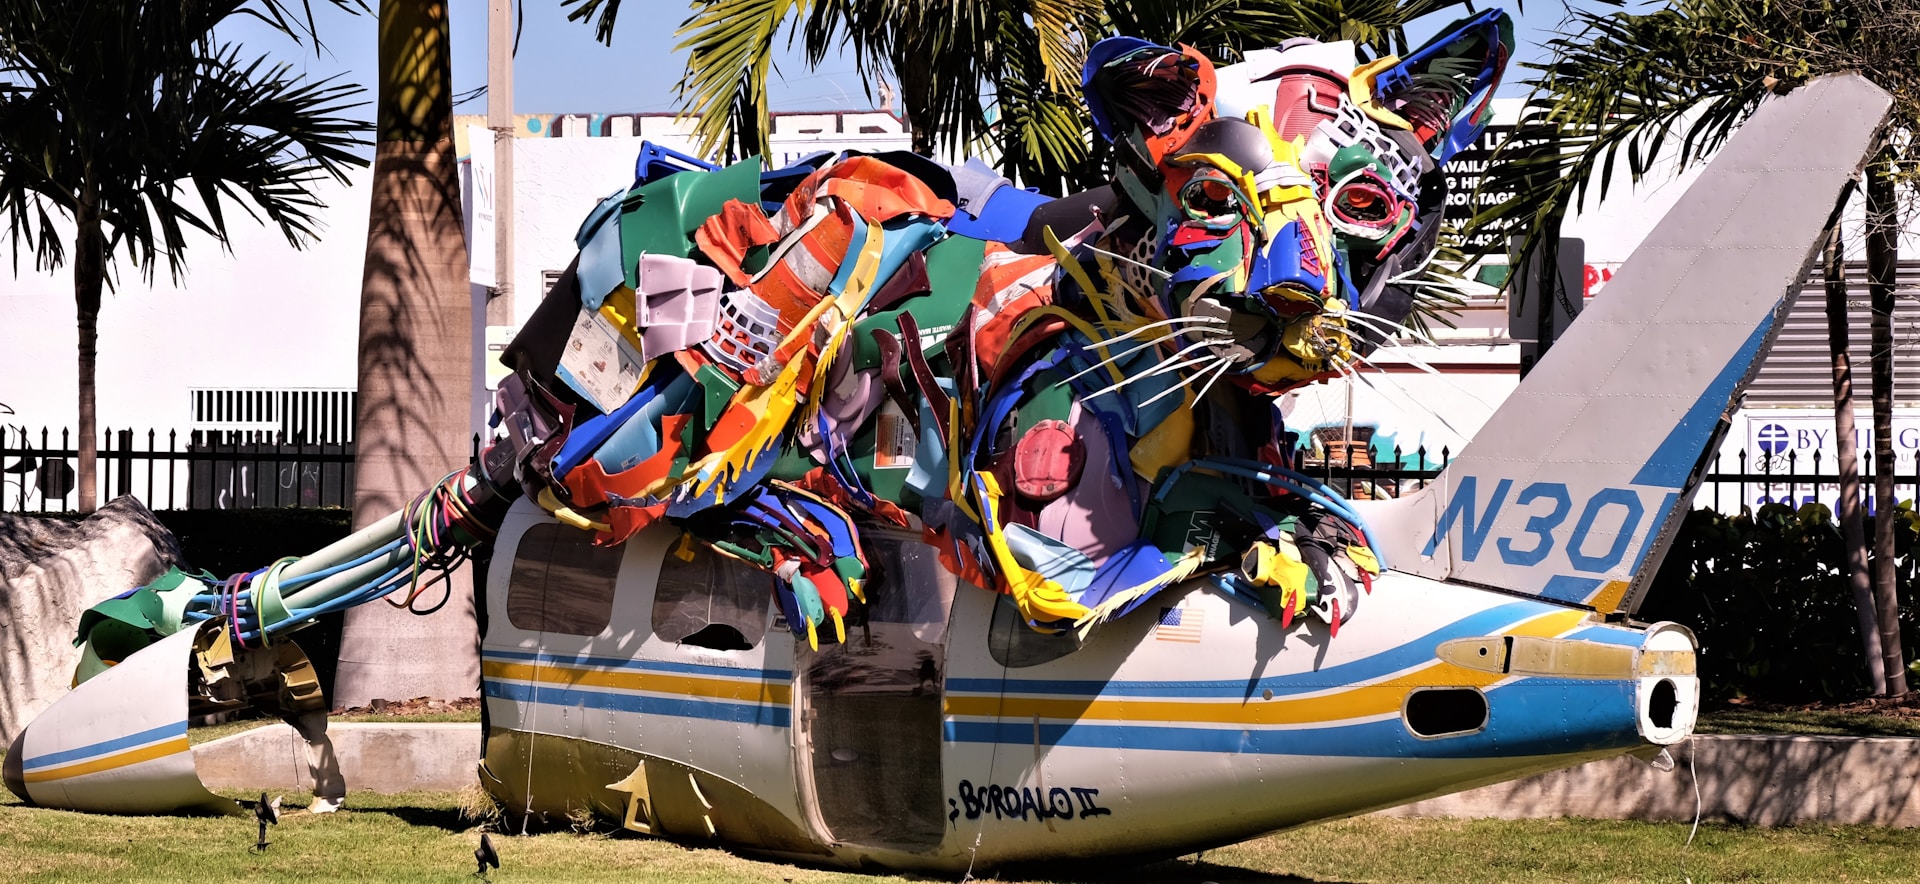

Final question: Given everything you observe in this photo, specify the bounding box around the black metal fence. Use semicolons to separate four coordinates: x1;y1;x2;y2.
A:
1312;444;1920;515
0;426;357;512
7;423;1916;516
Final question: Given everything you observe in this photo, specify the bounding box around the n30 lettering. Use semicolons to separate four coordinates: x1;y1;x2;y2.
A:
1419;477;1661;574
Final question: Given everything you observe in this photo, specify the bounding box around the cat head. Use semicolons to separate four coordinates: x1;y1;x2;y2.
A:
1080;11;1512;394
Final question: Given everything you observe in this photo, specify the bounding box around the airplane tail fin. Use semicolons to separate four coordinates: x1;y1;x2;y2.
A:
1358;74;1890;615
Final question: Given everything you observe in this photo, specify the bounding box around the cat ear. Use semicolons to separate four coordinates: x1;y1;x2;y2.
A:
1352;9;1514;165
1081;38;1218;169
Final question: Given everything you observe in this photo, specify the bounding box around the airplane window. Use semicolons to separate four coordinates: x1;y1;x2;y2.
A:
652;540;771;650
505;523;623;636
986;595;1082;668
1403;687;1489;738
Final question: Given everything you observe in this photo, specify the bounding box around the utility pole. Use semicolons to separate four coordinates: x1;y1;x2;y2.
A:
487;0;515;326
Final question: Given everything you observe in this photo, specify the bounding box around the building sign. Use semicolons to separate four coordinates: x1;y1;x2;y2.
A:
1739;411;1920;510
466;124;497;288
1441;122;1565;258
1441;124;1517;253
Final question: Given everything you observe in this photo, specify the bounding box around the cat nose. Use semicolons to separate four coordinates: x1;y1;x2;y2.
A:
1248;220;1333;307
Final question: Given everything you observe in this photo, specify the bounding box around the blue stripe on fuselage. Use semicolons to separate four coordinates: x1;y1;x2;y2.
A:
22;721;186;770
481;648;793;681
943;678;1641;759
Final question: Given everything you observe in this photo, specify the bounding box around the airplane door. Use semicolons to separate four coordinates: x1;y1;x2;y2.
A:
794;532;957;850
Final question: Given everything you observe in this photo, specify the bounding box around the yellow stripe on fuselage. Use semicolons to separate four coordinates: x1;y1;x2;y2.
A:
481;660;792;706
942;609;1591;726
22;736;191;784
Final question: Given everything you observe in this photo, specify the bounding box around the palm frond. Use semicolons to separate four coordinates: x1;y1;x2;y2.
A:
0;0;372;282
1458;4;1769;296
673;0;804;162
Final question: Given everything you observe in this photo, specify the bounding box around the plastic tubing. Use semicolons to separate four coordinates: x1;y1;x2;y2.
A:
278;537;407;592
275;507;407;585
274;542;409;611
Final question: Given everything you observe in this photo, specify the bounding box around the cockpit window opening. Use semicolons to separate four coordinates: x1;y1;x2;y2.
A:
652;538;772;651
986;594;1083;668
505;522;624;636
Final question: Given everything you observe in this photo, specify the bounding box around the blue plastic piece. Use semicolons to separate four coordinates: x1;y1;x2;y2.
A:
943;184;1053;243
575;190;628;309
1247;220;1328;305
1370;8;1512;164
591;371;698;474
634;140;719;185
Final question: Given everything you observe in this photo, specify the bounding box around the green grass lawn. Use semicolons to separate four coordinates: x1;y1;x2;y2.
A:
5;789;1920;883
1698;707;1920;738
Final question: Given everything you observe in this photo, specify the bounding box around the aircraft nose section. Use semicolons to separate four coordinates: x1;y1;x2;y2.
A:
1633;622;1699;745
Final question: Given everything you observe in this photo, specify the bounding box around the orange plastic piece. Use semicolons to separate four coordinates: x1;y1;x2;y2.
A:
820;156;957;222
968;245;1058;374
693;200;780;288
563;413;691;506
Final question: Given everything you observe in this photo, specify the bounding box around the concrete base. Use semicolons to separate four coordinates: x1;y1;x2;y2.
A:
193;722;481;794
191;726;1920;828
1381;734;1920;827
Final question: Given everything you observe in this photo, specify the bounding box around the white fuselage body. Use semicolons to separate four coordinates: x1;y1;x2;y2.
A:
480;498;1693;872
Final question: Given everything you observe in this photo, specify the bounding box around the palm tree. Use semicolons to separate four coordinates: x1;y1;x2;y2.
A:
0;0;369;513
561;0;1478;196
1465;0;1920;696
331;0;480;707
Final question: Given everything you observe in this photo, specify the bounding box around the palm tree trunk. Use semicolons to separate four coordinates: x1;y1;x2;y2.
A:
334;0;478;707
1825;224;1886;695
1866;159;1908;697
73;180;103;514
890;35;938;157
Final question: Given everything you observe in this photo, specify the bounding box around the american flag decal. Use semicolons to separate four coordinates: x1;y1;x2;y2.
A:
1154;606;1204;643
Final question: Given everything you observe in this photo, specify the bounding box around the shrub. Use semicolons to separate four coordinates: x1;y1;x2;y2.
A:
1638;503;1920;704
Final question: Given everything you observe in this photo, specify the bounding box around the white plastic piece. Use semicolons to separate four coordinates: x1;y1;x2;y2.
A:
1307;92;1426;200
635;253;723;358
1214;41;1359;119
701;287;784;377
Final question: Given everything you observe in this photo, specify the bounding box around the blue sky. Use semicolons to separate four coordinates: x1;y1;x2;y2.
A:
226;2;1610;123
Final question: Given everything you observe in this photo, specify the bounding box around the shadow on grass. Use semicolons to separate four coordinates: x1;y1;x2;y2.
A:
992;856;1352;883
355;804;475;832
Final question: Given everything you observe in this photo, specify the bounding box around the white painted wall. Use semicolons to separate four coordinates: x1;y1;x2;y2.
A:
0;169;371;438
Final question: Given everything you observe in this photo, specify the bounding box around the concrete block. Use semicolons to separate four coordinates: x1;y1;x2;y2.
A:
1382;734;1920;827
193;722;482;794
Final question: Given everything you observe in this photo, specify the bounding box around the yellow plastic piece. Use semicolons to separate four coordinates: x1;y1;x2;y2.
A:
597;286;648;356
974;472;1091;624
1042;224;1116;328
1349;57;1414;131
687;297;837;497
1130;388;1195;479
536;487;611;533
1242;538;1313;616
1346;544;1381;575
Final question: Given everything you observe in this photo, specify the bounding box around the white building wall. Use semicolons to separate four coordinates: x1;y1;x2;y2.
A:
0;169;372;438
